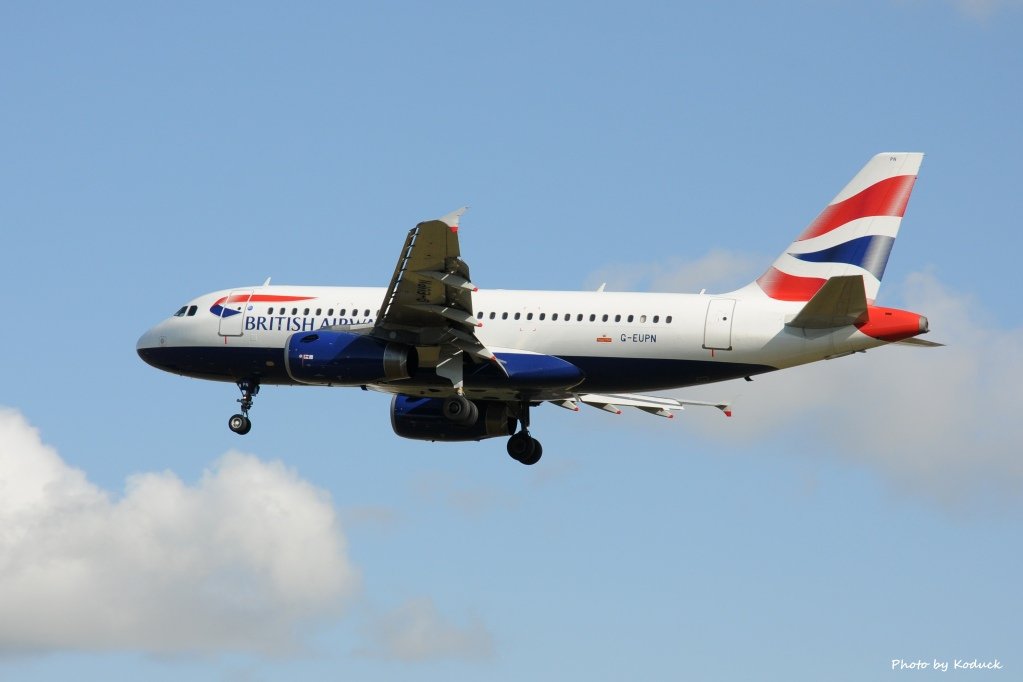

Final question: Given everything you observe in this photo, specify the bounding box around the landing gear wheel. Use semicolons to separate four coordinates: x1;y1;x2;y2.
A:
442;396;478;426
507;432;542;465
228;414;252;435
520;439;542;466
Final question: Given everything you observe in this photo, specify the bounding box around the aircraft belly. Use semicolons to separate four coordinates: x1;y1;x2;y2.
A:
562;356;775;392
136;345;296;384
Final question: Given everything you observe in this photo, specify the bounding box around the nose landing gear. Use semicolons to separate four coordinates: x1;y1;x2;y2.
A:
228;379;259;435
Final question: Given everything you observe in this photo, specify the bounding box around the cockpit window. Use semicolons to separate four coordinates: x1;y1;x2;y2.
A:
173;306;187;317
186;305;198;316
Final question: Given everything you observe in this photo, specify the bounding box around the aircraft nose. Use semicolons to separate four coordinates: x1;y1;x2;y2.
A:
137;327;158;351
136;326;166;367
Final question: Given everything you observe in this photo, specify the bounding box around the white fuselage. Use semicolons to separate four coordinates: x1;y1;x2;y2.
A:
137;284;890;395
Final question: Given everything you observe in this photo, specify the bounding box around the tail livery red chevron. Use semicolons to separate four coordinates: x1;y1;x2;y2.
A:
755;153;921;302
138;153;938;465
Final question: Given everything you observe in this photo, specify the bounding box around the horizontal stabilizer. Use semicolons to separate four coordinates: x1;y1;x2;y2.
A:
894;337;945;348
786;275;867;329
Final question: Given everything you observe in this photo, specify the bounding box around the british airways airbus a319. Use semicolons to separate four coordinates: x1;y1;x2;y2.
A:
137;153;938;465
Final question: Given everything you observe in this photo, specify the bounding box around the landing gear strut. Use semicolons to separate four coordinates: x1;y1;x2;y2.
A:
228;378;259;435
507;401;542;466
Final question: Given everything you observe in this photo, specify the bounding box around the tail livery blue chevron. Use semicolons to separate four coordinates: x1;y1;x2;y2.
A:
755;153;923;302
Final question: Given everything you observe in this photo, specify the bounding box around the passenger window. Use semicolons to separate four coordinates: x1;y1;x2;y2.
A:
477;311;484;319
527;312;534;320
187;305;197;316
666;315;673;323
364;309;370;317
577;314;583;321
602;314;608;322
640;315;647;323
174;306;187;317
589;314;595;322
502;312;508;320
552;313;559;321
291;308;298;315
653;315;659;323
614;314;621;322
539;313;546;321
489;312;496;319
316;308;322;316
564;314;570;322
340;309;347;316
514;312;521;320
304;308;310;315
627;314;634;323
328;308;334;316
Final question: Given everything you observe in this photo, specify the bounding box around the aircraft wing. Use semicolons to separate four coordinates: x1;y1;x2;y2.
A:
554;393;732;418
373;208;503;386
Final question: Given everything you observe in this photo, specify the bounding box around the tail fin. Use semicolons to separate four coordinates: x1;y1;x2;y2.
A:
754;152;924;302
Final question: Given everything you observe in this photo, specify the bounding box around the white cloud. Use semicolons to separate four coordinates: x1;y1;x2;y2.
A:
0;409;359;655
357;597;494;662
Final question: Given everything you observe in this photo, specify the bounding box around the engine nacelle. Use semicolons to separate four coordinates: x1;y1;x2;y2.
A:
285;331;417;385
390;395;514;442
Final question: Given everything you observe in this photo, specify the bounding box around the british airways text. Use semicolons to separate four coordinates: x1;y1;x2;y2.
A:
245;316;374;332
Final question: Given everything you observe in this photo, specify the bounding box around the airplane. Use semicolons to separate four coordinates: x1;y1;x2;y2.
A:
137;152;938;465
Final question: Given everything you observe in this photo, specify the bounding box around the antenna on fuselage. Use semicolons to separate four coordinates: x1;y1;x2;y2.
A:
261;276;272;287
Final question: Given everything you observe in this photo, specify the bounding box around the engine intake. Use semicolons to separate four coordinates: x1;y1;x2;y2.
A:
285;331;417;385
390;395;514;442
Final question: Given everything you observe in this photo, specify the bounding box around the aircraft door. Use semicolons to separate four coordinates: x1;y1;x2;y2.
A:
218;289;253;337
703;299;735;350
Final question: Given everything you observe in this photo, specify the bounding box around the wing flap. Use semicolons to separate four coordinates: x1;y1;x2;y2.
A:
575;393;732;418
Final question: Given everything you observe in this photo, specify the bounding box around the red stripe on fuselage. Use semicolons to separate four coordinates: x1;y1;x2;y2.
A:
221;294;315;304
798;174;916;241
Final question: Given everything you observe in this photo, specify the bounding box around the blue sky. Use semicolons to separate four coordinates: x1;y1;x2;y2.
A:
1;1;1021;680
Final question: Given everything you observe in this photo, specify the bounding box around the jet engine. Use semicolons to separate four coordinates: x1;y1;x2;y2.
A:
285;331;417;385
390;395;515;442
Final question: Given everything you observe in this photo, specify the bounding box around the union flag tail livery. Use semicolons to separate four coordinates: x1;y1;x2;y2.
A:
138;152;938;465
755;152;923;303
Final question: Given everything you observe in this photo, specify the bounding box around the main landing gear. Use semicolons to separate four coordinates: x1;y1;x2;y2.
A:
506;401;542;466
441;395;544;465
228;378;259;435
507;431;542;466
